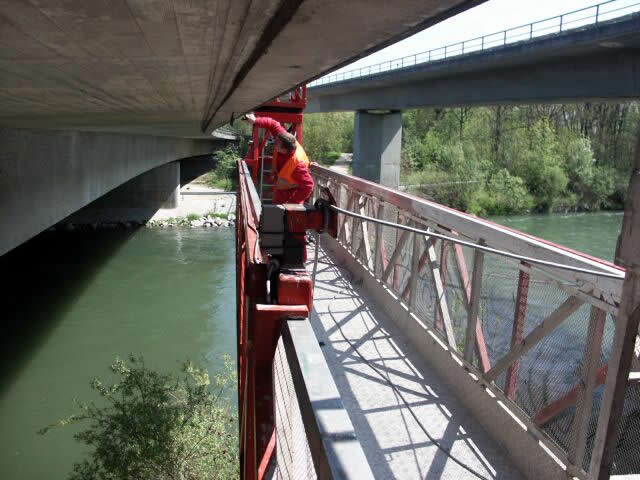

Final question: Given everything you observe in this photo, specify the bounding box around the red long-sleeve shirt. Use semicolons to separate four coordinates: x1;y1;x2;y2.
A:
254;117;314;204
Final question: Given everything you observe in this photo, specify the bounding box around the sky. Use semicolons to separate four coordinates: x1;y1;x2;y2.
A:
321;0;637;79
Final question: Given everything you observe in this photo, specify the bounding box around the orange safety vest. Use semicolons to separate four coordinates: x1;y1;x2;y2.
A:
274;142;310;189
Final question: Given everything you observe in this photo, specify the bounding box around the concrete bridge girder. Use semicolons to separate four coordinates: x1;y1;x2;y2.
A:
0;128;213;256
309;51;640;113
307;15;640;114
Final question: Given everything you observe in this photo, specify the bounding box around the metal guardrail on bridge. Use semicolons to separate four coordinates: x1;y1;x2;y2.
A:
311;163;638;479
308;0;640;88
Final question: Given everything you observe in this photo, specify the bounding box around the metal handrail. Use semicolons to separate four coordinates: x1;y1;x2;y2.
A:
328;203;625;279
308;0;640;87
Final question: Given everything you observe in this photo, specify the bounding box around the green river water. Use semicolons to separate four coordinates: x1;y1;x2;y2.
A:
0;228;236;479
0;211;624;479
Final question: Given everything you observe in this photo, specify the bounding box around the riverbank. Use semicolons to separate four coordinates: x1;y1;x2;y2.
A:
55;179;236;231
51;213;236;232
151;183;236;221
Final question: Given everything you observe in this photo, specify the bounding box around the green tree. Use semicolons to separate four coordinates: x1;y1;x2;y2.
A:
469;169;533;216
303;112;354;163
204;145;240;191
40;355;239;480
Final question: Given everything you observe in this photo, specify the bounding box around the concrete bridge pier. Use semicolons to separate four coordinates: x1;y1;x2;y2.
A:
353;110;402;188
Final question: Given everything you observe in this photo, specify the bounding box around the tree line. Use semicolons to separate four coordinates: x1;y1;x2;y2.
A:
302;103;638;216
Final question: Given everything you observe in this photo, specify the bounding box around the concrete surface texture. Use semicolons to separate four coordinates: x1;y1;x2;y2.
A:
307;14;640;113
65;161;180;224
0;128;213;255
353;111;402;188
0;0;483;137
307;244;523;479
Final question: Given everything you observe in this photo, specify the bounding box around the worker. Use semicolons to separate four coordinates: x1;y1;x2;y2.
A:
243;113;314;205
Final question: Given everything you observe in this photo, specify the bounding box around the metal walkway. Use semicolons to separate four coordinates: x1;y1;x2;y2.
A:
308;244;523;479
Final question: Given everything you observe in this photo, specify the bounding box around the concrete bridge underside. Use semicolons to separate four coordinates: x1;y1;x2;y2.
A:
0;0;484;256
0;0;482;137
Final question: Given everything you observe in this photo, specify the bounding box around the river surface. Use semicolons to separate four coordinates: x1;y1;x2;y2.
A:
490;210;624;262
0;211;625;479
0;228;236;479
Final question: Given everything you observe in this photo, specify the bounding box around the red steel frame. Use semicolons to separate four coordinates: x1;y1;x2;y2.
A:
236;161;312;479
236;136;337;478
244;86;307;192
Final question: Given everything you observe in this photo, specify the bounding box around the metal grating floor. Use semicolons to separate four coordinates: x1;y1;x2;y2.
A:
306;245;524;479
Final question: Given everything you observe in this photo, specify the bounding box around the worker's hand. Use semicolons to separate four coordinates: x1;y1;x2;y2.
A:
243;112;256;124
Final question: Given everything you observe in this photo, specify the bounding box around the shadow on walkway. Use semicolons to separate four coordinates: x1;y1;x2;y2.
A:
308;247;523;479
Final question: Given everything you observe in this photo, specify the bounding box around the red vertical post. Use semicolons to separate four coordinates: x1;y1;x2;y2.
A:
452;241;491;372
505;262;530;400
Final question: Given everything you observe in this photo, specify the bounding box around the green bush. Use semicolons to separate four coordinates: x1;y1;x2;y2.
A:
204;145;239;191
468;169;534;216
40;355;238;480
316;151;342;167
303;112;354;162
399;105;635;214
561;136;617;210
403;134;487;212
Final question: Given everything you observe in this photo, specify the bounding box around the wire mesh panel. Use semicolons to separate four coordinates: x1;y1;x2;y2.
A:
612;382;640;474
273;336;317;480
310;167;637;477
441;241;476;354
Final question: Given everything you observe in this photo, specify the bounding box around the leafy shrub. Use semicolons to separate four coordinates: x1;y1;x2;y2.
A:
204;145;239;191
303;112;354;162
317;151;342;167
40;355;238;480
561;136;617;209
469;169;533;216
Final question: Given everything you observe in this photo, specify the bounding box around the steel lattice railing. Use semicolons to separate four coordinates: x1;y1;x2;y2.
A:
311;163;638;479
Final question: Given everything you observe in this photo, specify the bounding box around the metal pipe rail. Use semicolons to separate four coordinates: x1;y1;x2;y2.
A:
309;0;640;88
311;163;638;479
328;203;625;280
